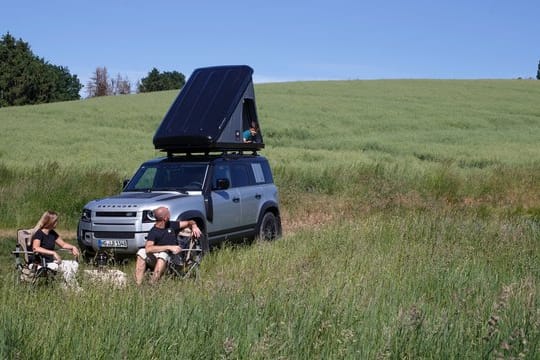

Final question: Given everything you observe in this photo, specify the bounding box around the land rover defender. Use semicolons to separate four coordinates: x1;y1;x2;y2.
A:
77;65;281;258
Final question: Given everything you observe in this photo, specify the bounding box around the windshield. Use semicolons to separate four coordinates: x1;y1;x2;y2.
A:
124;162;208;192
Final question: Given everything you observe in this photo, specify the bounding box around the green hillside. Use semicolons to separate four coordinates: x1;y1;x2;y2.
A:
2;80;540;172
0;80;539;358
1;79;539;228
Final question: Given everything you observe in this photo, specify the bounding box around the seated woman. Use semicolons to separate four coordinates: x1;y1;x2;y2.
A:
32;210;82;291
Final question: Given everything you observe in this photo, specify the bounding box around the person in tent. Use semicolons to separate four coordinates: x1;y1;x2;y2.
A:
243;122;259;143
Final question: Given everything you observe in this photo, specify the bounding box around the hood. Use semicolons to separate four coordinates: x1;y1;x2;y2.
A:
86;191;191;210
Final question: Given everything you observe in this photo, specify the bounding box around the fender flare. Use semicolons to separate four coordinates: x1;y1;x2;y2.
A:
258;201;281;218
257;201;282;234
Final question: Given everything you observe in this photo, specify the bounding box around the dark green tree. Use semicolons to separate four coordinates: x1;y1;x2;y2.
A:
537;60;540;80
0;32;82;107
138;67;185;92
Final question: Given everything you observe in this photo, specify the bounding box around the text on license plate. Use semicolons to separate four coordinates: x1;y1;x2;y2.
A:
98;239;128;248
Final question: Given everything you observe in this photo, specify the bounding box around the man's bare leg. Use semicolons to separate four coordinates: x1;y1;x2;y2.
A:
150;259;167;284
135;256;147;285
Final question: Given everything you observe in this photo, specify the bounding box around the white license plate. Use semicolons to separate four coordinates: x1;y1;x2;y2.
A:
98;239;128;248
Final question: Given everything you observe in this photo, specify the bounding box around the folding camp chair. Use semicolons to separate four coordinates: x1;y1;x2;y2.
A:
13;229;57;285
167;234;203;279
142;232;203;280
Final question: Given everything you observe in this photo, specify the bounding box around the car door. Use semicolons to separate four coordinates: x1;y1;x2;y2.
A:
230;162;260;229
208;163;242;237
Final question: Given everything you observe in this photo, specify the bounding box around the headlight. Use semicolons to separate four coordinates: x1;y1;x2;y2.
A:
142;210;156;223
81;208;92;222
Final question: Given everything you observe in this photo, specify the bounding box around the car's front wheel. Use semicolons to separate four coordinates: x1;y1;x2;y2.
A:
256;211;281;241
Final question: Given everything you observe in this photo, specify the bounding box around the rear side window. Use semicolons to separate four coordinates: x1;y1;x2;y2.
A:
231;164;251;187
211;159;274;188
213;163;252;188
251;163;265;184
252;160;274;184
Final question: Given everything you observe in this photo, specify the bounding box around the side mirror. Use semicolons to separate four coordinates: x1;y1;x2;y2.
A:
215;178;230;190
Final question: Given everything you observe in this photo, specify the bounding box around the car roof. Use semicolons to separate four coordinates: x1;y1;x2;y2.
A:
142;153;266;166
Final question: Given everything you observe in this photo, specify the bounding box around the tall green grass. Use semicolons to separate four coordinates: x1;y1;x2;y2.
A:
0;162;122;229
0;79;539;358
1;158;538;230
0;211;538;358
1;79;538;228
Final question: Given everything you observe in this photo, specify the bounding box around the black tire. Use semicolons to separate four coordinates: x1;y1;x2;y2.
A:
198;230;210;253
256;212;281;241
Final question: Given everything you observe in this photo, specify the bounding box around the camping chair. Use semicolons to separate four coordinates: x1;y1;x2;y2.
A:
167;232;203;279
143;231;203;280
13;229;57;285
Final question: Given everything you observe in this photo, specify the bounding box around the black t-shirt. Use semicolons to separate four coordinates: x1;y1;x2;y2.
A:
147;221;181;247
33;229;59;262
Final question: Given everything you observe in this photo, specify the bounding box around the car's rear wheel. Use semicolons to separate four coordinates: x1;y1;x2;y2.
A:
256;212;281;241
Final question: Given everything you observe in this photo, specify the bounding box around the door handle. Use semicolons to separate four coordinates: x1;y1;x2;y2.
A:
232;197;240;203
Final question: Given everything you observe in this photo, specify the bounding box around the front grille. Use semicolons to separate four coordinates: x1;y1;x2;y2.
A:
96;211;137;217
93;232;134;239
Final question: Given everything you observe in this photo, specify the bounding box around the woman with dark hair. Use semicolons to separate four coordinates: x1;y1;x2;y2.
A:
32;210;82;291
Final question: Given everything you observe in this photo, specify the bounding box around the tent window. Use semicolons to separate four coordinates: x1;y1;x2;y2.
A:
242;99;258;131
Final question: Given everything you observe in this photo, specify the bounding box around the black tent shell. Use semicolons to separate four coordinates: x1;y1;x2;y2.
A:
153;65;264;153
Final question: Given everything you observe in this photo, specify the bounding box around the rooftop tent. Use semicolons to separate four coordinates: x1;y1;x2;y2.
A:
153;65;264;153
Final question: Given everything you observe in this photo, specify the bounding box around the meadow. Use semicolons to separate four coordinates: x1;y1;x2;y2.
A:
0;79;539;358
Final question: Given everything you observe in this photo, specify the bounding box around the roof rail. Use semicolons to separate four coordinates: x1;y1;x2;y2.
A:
166;149;258;159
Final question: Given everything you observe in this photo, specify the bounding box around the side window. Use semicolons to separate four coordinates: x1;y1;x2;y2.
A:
231;164;251;188
212;164;231;188
251;163;266;184
261;161;274;184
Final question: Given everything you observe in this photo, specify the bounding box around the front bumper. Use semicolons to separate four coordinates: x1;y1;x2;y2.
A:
78;223;148;255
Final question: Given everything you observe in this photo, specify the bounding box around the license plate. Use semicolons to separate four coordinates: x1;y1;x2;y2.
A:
98;239;128;248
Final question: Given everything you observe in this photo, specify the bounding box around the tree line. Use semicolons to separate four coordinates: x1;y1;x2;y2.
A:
0;33;82;107
85;67;185;98
1;32;186;107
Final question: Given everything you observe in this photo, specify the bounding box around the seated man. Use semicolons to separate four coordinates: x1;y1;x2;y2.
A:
135;206;201;285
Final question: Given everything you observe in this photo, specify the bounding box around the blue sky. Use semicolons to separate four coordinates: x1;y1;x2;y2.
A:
1;0;539;92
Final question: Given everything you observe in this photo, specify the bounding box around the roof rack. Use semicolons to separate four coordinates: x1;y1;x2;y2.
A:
166;149;258;159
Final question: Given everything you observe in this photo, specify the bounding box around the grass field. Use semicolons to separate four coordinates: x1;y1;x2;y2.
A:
0;79;539;358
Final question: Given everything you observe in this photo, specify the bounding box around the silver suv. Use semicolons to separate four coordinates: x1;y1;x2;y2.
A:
78;65;281;258
77;152;281;258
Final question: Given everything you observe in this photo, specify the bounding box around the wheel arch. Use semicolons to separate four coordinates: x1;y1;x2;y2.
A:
257;201;282;237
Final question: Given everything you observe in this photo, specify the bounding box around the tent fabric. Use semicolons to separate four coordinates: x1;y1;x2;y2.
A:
153;65;264;152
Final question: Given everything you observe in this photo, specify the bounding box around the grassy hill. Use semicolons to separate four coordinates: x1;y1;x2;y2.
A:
2;80;540;172
0;80;539;358
1;79;539;228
